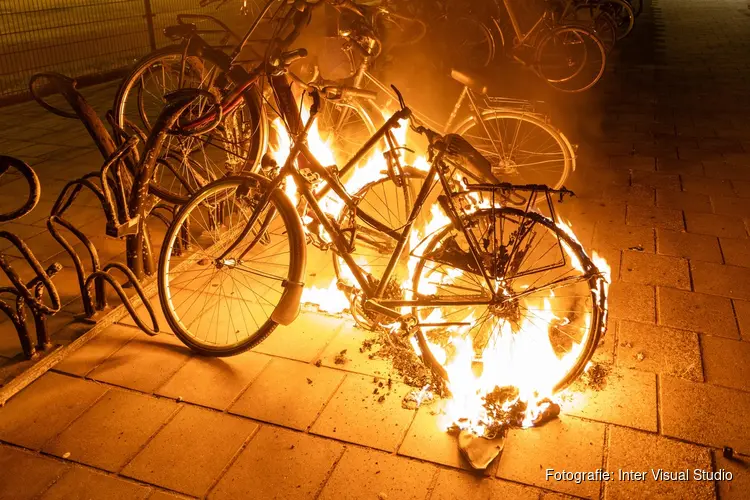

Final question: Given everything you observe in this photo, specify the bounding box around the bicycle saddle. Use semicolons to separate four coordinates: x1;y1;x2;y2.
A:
164;23;198;40
450;68;488;95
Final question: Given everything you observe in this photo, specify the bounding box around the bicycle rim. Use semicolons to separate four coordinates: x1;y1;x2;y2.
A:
536;26;607;93
411;208;606;393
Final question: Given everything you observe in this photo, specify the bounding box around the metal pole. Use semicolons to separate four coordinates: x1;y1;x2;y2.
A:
143;0;157;51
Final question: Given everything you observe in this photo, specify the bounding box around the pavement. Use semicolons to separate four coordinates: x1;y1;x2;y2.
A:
1;0;750;498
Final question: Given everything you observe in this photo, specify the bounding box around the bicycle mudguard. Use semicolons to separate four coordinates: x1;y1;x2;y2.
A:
271;279;305;326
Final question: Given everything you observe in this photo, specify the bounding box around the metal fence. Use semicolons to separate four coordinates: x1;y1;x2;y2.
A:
0;0;266;105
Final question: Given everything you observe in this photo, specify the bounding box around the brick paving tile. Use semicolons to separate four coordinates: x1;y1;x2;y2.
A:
734;300;750;341
592;246;622;282
209;426;343;500
626;205;684;231
657;288;739;339
0;372;107;449
318;446;436;500
593;322;616;365
631;171;681;191
253;311;343;363
310;373;416;452
607;282;655;323
621;251;690;290
704;162;750;182
156;351;270;411
685;212;748;239
557;199;626;229
230;357;345;431
610;156;655;171
398;400;469;470
42;390;177;472
0;445;69;500
681;175;735;197
719;237;750;268
592;223;654;252
53;324;139;377
731;179;750;198
617;321;702;381
605;427;714;500
147;491;190;500
713;450;750;500
88;333;192;393
429;469;541;500
602;185;655;207
701;335;750;392
661;376;750;454
656;189;713;213
563;367;657;432
712;195;750;218
656;229;722;263
657;159;704;176
692;261;750;301
318;328;394;378
122;405;257;497
495;416;605;499
39;465;151;500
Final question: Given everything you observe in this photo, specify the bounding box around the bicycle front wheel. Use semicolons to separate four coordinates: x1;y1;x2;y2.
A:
158;176;305;356
411;207;607;393
536;26;607;93
454;110;574;189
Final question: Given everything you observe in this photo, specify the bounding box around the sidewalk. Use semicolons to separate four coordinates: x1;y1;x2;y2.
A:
1;0;750;498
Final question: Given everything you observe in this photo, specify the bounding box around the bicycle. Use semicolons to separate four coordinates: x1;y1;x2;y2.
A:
156;86;607;394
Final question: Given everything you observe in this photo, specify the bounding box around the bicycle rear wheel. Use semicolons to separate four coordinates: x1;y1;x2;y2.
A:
536;26;607;93
158;176;305;356
411;207;606;393
453;110;574;189
113;45;267;204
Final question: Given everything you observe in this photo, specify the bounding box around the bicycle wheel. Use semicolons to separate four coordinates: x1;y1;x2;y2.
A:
535;26;607;93
113;45;268;204
0;156;40;222
436;15;496;70
626;0;643;17
316;99;379;167
453;111;574;189
597;0;635;39
411;207;606;393
570;5;617;54
158;175;305;356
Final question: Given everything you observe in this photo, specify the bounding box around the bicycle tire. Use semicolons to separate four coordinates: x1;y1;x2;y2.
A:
158;175;306;356
453;110;574;189
411;207;607;393
113;45;268;205
0;156;40;222
597;0;635;39
535;26;607;93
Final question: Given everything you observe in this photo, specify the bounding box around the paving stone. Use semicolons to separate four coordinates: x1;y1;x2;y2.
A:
230;357;345;431
557;199;626;229
658;158;704;175
626;205;684;231
685;212;748;238
703;161;750;181
0;372;107;449
701;335;750;392
317;327;394;378
656;229;722;263
310;373;416;452
608;282;655;323
40;466;151;500
496;416;605;499
605;427;714;500
156;351;270;411
621;251;690;290
147;491;189;500
398;399;469;470
43;389;177;472
88;333;192;393
592;223;654;252
430;469;541;500
0;445;69;500
318;447;435;500
602;185;655;207
610;156;655;171
563;366;657;431
661;375;750;454
731;179;750;198
712;195;750;218
656;189;713;212
591;245;621;282
735;300;750;341
632;171;681;190
681;175;735;197
252;311;343;363
54;324;139;377
123;405;257;497
657;287;739;339
617;321;702;381
692;261;750;300
713;449;750;500
719;237;750;267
